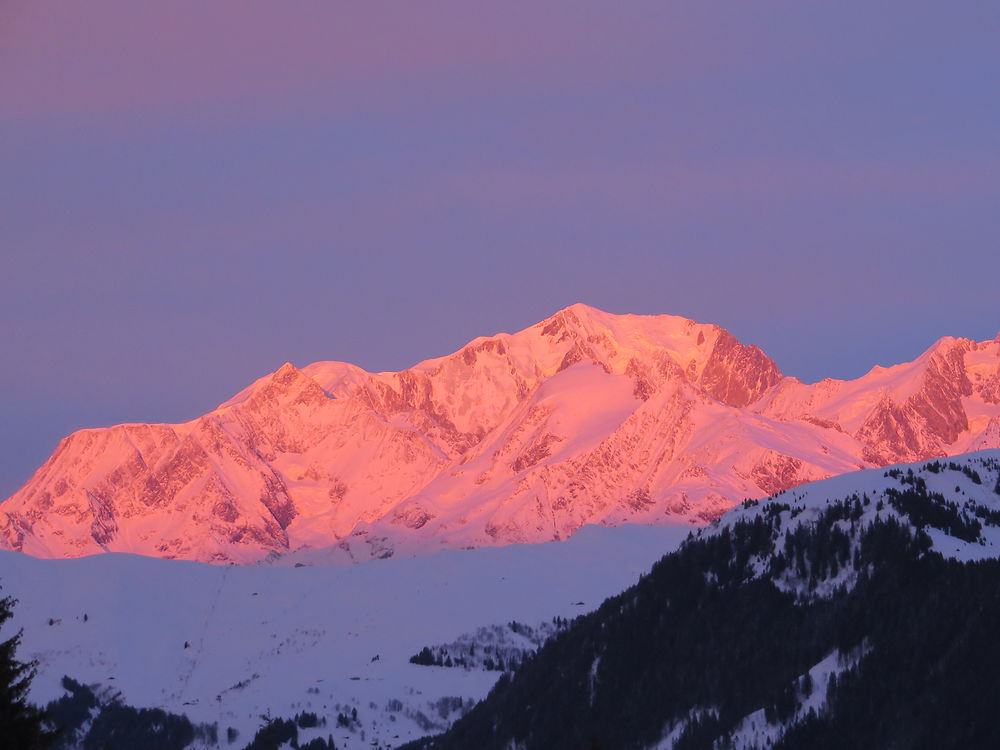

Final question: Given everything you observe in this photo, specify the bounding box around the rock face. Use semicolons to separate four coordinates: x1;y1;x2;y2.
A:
3;304;999;564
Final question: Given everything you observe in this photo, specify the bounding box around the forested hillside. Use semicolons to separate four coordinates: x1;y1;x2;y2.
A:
409;452;1000;750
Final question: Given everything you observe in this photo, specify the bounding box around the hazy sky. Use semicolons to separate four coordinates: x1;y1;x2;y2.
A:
2;1;998;496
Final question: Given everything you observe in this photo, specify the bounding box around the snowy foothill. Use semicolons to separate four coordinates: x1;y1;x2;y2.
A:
0;523;692;749
710;448;1000;567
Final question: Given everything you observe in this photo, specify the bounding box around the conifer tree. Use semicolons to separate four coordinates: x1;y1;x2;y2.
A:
0;590;51;749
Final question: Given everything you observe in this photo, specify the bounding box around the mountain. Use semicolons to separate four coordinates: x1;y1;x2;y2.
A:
2;304;999;563
409;449;1000;750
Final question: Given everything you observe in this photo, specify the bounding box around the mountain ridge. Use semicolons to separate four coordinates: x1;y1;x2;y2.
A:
2;304;998;563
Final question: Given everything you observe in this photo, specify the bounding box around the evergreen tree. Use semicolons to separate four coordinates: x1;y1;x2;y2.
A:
0;589;52;749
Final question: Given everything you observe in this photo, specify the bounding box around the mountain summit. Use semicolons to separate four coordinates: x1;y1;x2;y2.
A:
3;305;999;563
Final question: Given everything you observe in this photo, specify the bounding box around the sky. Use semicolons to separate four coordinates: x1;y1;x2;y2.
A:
1;1;999;497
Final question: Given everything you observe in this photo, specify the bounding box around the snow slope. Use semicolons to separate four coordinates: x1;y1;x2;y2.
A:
0;523;692;749
3;304;999;563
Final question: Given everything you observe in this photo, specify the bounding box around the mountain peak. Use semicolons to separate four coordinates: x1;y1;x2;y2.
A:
271;361;302;385
920;335;972;358
538;303;697;332
532;304;704;353
216;361;332;417
557;301;604;317
534;303;608;338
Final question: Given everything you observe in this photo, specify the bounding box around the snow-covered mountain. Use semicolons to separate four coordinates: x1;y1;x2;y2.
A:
3;304;999;563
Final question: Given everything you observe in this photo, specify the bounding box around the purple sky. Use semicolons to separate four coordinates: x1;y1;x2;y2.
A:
2;1;999;497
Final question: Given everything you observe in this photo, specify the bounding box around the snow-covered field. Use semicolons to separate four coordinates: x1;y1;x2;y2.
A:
0;523;692;748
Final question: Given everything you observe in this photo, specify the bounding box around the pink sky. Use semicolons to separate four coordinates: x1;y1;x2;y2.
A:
1;0;998;495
